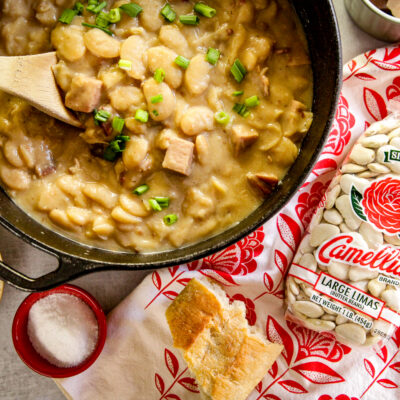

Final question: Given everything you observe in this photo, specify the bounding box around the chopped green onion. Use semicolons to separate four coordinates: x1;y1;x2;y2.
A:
232;103;249;118
108;8;121;23
230;58;247;83
179;14;200;25
206;47;220;65
87;0;106;13
135;109;149;123
232;90;244;96
103;135;130;161
103;147;117;161
112;116;125;133
94;109;111;123
245;95;260;107
174;55;190;69
153;110;159;116
82;22;113;35
88;0;98;5
160;3;176;22
120;3;142;17
214;110;230;125
118;59;132;70
153;196;170;208
194;2;216;18
133;184;149;195
149;198;162;212
151;94;163;104
74;2;85;14
59;9;78;24
154;68;165;83
96;11;111;28
164;214;178;225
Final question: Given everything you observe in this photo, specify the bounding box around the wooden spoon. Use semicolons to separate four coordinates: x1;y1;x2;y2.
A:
0;52;82;128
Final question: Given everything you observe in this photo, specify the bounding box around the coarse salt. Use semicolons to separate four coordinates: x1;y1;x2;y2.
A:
27;293;99;368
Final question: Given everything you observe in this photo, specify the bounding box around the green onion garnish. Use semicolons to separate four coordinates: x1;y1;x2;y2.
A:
230;59;247;83
74;2;85;14
120;3;142;17
82;22;113;35
245;95;260;108
160;3;176;22
94;109;111;123
149;198;162;212
133;184;149;195
194;2;216;18
112;116;125;133
87;0;106;13
206;47;220;65
103;135;130;161
232;90;244;96
135;109;149;123
151;94;163;104
164;214;178;225
174;55;190;69
153;196;170;208
96;11;111;28
214;110;230;125
232;103;249;118
88;0;98;5
153;110;159;116
59;9;78;24
108;8;121;23
179;14;200;25
118;59;132;70
154;68;165;83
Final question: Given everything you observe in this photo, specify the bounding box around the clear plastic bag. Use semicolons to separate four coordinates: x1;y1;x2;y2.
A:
285;113;400;347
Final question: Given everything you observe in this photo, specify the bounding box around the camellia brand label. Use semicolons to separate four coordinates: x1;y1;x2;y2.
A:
310;291;373;330
378;274;400;287
384;149;400;163
316;234;400;279
313;272;384;319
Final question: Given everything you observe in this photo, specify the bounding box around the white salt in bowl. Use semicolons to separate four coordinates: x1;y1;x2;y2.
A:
12;284;107;378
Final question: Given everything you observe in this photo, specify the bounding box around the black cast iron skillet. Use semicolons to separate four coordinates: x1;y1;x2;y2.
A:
0;0;342;291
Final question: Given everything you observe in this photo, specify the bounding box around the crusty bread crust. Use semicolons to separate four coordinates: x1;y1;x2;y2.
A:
165;278;222;350
166;278;283;400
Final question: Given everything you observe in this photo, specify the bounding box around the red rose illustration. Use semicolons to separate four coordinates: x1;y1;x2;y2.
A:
362;177;400;235
229;294;257;325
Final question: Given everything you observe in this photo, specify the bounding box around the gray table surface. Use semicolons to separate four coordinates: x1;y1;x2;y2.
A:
0;1;388;399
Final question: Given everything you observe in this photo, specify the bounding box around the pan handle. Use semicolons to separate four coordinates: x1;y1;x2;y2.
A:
0;254;97;292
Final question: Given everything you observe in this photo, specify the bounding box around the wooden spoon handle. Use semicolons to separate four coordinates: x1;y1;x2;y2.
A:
0;53;81;128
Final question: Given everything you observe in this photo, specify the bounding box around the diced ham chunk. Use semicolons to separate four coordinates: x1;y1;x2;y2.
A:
65;75;103;113
247;172;279;195
231;124;259;155
162;138;194;176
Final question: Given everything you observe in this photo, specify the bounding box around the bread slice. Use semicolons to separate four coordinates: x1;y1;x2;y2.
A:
166;278;283;400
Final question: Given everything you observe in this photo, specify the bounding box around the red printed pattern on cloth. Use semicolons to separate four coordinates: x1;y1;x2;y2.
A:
143;45;400;400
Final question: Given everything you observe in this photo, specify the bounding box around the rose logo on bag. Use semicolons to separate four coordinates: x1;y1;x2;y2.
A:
350;177;400;236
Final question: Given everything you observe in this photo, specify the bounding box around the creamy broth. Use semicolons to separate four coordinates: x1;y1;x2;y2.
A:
0;0;313;252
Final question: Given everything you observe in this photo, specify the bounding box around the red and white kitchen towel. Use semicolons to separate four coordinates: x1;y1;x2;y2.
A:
58;46;400;400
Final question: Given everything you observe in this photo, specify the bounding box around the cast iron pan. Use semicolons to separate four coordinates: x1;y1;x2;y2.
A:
0;0;342;291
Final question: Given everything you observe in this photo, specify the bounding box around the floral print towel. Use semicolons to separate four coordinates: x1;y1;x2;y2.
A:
59;45;400;400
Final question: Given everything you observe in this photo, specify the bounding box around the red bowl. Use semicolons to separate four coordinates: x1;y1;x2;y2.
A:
12;284;107;378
